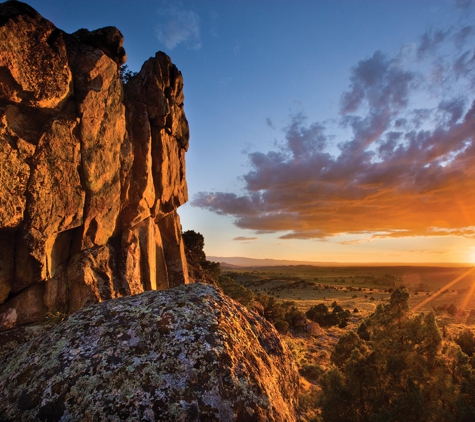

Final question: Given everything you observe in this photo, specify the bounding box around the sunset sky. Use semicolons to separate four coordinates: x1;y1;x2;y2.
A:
27;0;475;264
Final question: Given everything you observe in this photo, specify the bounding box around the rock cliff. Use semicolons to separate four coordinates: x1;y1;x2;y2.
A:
0;283;300;421
0;1;190;329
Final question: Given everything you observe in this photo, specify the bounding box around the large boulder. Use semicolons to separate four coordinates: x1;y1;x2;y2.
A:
0;1;190;329
0;283;299;421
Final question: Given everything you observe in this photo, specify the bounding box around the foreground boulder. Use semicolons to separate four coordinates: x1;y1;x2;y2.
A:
0;1;190;329
0;283;299;421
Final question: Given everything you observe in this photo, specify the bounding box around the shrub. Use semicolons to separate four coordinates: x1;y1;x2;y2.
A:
447;303;458;316
217;276;254;308
299;363;324;383
332;305;344;314
455;329;475;356
357;321;370;340
274;320;289;333
306;303;350;328
338;320;348;328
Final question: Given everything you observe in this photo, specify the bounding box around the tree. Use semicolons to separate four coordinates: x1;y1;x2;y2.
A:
182;230;220;283
306;303;328;321
306;302;349;328
455;329;475;357
447;303;458;316
119;64;137;84
182;230;206;264
318;287;468;422
217;276;254;308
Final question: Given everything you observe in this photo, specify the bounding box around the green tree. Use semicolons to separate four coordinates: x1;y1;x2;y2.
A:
119;64;137;84
217;275;254;308
306;302;349;328
318;287;466;422
182;230;220;283
306;303;328;321
182;230;206;264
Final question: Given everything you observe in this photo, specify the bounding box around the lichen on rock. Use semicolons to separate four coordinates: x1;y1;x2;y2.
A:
0;283;299;421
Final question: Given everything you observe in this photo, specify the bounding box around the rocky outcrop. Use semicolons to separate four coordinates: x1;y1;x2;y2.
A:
0;283;299;421
0;1;190;329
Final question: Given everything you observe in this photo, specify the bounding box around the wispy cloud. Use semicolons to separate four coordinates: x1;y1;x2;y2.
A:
407;248;454;256
192;5;475;242
156;2;201;50
266;117;276;130
454;0;475;10
417;29;449;60
233;236;259;241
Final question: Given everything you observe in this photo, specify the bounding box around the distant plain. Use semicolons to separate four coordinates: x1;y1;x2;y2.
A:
220;263;475;419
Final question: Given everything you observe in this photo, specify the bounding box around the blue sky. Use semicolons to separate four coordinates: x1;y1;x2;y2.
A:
26;0;475;263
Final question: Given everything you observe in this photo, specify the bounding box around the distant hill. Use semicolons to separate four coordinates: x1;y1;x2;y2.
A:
209;256;351;268
208;256;471;268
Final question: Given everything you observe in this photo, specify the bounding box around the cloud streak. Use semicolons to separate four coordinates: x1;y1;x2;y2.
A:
192;7;475;241
234;236;259;241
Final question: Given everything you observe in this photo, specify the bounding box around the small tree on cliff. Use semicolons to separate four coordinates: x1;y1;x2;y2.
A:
182;230;206;264
182;230;220;284
119;64;137;84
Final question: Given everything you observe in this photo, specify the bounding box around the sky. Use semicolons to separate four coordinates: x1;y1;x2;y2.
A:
24;0;475;264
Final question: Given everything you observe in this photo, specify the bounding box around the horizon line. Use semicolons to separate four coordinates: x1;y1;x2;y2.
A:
207;255;474;267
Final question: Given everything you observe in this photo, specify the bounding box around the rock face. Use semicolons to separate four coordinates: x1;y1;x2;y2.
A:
0;283;299;421
0;2;190;329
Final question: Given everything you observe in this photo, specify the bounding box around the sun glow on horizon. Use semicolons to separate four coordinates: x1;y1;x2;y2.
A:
469;248;475;264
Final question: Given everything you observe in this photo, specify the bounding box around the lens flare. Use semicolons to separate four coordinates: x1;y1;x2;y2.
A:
411;266;475;313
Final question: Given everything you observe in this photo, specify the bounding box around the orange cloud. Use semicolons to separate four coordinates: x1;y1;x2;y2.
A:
192;21;475;241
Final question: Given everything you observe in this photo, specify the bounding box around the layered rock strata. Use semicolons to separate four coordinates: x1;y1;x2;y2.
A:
0;1;190;329
0;283;300;421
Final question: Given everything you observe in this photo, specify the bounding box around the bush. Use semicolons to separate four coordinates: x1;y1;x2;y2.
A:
274;319;289;333
306;303;328;321
447;303;458;316
357;321;370;340
255;294;305;332
306;302;350;328
332;305;344;314
217;276;254;308
299;363;324;383
455;329;475;357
